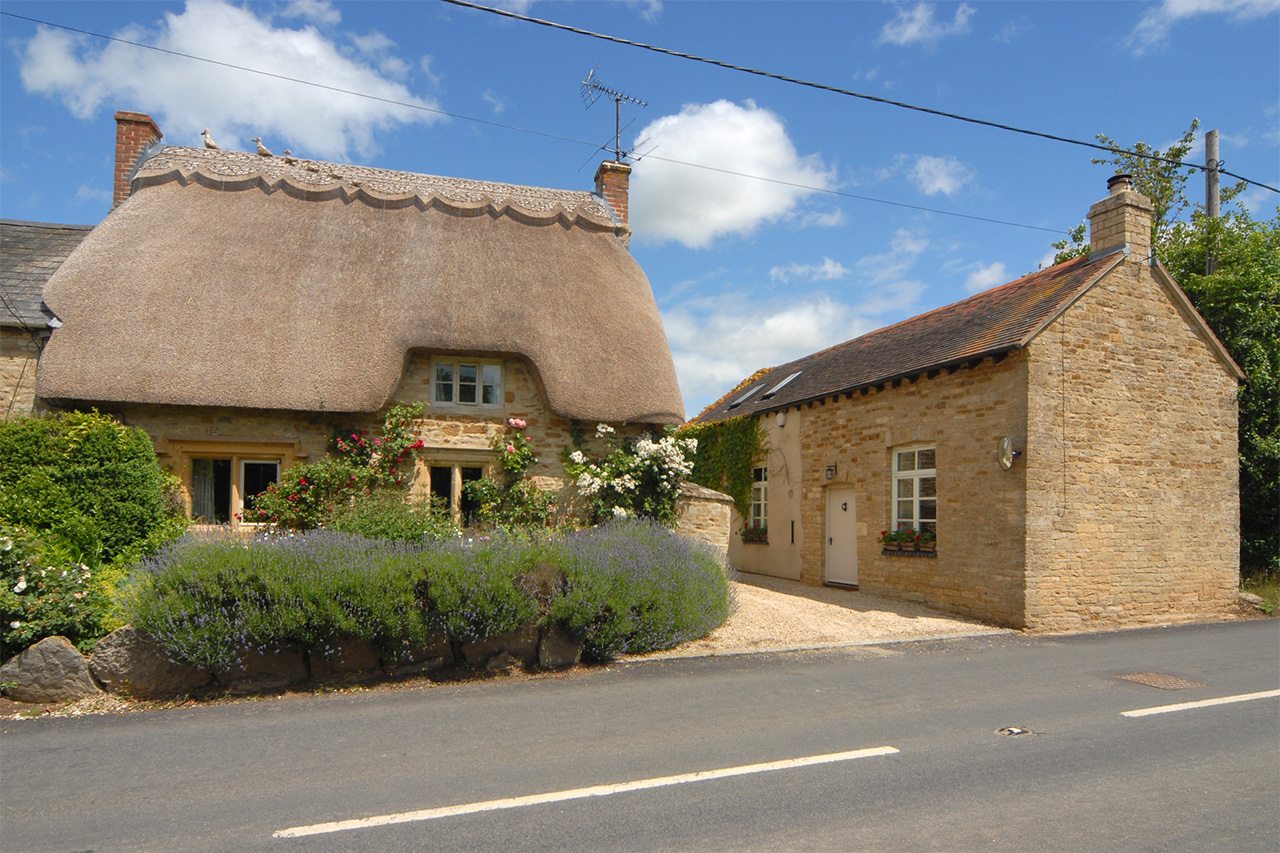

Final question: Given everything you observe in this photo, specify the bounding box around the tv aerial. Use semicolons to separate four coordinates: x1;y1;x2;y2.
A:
580;68;647;163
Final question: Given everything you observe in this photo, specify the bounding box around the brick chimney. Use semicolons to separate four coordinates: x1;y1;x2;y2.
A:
594;160;632;242
1088;173;1154;260
114;111;163;208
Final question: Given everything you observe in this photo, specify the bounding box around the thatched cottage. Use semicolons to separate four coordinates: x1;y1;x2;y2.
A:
5;111;684;527
695;175;1242;631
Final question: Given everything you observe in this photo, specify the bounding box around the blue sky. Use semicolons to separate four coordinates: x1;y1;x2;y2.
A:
2;0;1277;417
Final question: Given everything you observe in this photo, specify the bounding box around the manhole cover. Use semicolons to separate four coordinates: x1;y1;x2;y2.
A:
995;726;1033;736
1115;671;1205;690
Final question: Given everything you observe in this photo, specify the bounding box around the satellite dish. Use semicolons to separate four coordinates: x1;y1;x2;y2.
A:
997;436;1021;470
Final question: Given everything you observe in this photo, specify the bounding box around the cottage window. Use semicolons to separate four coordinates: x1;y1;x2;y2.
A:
892;446;936;534
190;456;279;524
429;463;487;525
750;466;768;529
433;361;502;407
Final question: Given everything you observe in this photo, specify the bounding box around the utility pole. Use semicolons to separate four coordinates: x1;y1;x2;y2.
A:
1205;129;1220;274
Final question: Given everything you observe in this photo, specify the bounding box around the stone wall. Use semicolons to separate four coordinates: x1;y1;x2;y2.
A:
676;482;733;556
793;355;1030;626
1;327;41;419
1023;259;1240;630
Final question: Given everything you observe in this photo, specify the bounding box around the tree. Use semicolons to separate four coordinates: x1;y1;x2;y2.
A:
1049;120;1279;572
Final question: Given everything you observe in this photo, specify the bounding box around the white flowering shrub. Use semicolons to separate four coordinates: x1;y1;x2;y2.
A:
0;526;112;660
564;427;697;526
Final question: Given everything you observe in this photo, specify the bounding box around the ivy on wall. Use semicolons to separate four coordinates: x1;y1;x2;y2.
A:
678;416;766;519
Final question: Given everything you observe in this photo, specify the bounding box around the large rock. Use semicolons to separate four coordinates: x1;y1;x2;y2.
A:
216;645;309;694
0;636;101;703
461;625;539;668
309;637;383;680
384;631;453;677
538;625;583;670
89;626;211;699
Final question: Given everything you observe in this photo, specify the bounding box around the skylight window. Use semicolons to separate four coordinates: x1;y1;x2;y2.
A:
727;384;764;409
760;371;802;400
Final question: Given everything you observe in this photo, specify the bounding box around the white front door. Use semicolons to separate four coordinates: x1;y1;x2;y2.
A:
825;487;858;586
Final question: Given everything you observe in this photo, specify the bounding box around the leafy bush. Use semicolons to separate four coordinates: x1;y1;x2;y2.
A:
565;425;696;526
1;526;113;659
0;411;184;566
125;522;731;671
327;491;459;543
550;519;732;661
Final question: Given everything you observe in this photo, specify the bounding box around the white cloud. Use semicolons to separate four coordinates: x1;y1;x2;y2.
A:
665;229;930;413
963;261;1008;293
1129;0;1279;54
18;0;441;161
630;100;832;248
797;208;846;228
280;0;341;26
880;2;976;46
482;89;507;115
626;0;664;22
769;257;850;283
75;184;111;204
910;155;975;196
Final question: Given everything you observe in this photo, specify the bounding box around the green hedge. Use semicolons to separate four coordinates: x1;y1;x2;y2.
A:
125;520;732;670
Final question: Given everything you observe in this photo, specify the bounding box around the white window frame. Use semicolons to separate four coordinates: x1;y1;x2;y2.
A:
431;359;503;408
239;459;280;522
892;445;936;533
189;454;282;526
750;466;768;529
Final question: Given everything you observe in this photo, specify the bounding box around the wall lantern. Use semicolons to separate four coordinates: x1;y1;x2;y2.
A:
825;462;837;480
776;412;787;428
997;436;1023;470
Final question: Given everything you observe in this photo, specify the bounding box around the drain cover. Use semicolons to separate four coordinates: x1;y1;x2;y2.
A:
1116;671;1205;690
996;726;1032;736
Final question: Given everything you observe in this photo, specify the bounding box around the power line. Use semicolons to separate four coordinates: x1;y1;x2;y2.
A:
0;9;1061;234
441;0;1279;195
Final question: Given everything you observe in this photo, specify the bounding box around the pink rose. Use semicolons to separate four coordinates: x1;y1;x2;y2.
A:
506;444;516;454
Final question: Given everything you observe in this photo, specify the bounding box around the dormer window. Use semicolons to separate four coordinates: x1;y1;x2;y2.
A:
433;360;502;407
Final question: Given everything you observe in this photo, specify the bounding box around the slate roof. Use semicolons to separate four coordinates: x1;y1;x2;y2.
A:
694;251;1126;423
0;220;93;330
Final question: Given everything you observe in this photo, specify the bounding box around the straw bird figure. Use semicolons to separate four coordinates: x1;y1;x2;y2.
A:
251;137;273;157
201;129;220;150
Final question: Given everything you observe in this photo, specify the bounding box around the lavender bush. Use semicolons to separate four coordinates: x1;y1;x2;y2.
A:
124;521;731;672
550;520;732;661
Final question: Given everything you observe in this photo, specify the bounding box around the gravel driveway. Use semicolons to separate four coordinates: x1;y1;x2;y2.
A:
634;571;1011;660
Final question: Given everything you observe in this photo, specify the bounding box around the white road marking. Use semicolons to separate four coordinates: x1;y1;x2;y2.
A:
273;745;899;838
1121;688;1280;718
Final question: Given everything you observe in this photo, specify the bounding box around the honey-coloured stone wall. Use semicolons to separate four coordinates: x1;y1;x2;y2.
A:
1;327;42;419
1023;260;1239;631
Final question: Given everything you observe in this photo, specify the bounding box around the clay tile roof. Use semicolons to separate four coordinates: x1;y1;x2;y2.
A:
36;147;682;423
693;251;1124;423
0;220;93;330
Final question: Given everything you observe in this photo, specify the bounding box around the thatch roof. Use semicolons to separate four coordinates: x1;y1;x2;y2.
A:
37;147;684;424
0;220;93;330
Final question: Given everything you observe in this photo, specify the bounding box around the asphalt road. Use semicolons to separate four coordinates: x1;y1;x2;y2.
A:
2;619;1278;852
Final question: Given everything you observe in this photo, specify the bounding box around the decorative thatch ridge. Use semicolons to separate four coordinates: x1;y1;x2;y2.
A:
134;147;619;229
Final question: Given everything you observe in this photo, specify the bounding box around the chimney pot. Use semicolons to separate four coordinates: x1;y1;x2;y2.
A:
113;110;163;208
1107;173;1134;195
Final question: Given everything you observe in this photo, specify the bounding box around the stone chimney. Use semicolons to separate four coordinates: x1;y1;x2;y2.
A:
1088;173;1154;260
114;111;163;208
594;160;632;242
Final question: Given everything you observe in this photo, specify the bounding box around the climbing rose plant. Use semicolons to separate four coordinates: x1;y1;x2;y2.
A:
564;425;696;526
464;418;555;530
241;403;428;529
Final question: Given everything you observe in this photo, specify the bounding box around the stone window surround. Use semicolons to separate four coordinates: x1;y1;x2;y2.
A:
417;449;496;523
431;358;503;410
163;438;303;528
